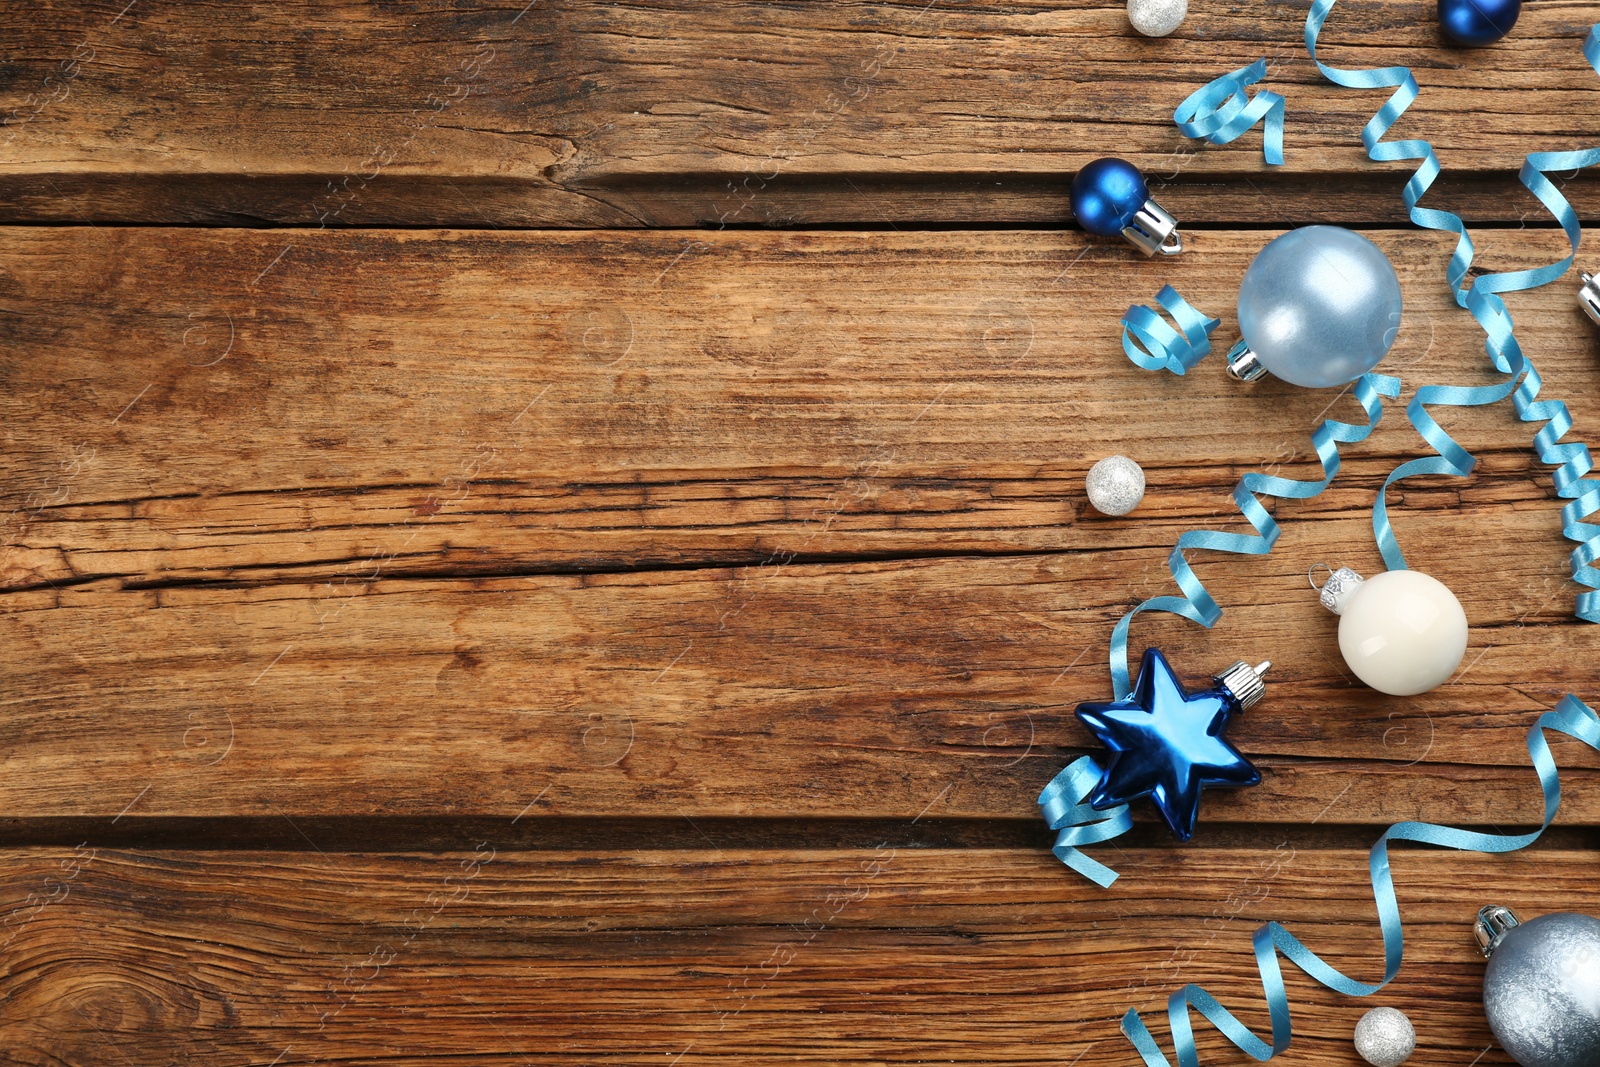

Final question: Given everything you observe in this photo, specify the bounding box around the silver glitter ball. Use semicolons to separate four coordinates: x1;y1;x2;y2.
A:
1354;1007;1416;1067
1483;911;1600;1067
1085;455;1145;517
1127;0;1187;37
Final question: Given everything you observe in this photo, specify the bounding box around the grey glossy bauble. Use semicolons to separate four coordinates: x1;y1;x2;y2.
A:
1480;908;1600;1067
1354;1006;1416;1067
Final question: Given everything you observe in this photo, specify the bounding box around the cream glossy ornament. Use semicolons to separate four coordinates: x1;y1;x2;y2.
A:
1314;566;1468;696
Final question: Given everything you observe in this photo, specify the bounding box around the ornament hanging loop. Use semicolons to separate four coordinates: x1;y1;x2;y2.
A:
1315;565;1366;615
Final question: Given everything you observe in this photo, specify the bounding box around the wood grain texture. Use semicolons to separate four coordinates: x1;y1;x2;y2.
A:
1;226;1598;824
4;2;1600;1063
1;843;1595;1065
3;225;1598;582
2;0;1599;225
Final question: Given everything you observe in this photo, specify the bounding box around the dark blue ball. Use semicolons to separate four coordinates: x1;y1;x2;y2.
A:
1438;0;1519;46
1069;158;1149;237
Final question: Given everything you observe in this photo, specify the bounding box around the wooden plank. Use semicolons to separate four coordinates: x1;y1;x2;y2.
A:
3;225;1598;823
3;531;1597;824
3;225;1598;584
0;843;1591;1064
2;1;1598;225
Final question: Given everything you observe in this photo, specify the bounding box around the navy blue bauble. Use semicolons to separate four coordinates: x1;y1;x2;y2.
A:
1438;0;1519;46
1069;158;1149;237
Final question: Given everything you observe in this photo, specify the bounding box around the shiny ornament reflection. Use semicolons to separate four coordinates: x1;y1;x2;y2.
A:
1580;272;1600;328
1077;649;1267;841
1227;226;1403;388
1438;0;1520;46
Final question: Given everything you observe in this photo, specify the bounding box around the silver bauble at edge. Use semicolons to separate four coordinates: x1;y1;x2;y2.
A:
1479;908;1600;1067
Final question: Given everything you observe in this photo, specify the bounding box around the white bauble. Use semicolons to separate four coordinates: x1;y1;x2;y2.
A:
1333;570;1468;697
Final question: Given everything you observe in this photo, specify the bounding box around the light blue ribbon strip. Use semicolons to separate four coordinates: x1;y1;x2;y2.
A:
1106;372;1400;699
1119;695;1600;1066
1173;59;1286;166
1038;756;1133;888
1050;375;1396;884
1121;286;1222;375
1306;3;1600;620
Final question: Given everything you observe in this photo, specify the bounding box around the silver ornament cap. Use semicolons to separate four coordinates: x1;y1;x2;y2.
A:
1225;339;1268;382
1354;1007;1416;1067
1476;904;1522;957
1581;272;1600;328
1213;660;1270;710
1127;0;1187;37
1085;455;1145;517
1311;564;1365;615
1479;907;1600;1067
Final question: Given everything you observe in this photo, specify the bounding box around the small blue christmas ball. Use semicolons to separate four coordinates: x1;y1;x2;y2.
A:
1438;0;1520;46
1070;158;1149;237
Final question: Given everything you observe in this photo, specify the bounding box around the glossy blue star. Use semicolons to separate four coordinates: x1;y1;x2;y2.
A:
1075;648;1260;842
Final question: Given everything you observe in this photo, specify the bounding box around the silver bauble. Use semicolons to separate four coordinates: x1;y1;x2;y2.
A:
1480;908;1600;1067
1085;455;1145;516
1126;0;1186;37
1354;1006;1416;1067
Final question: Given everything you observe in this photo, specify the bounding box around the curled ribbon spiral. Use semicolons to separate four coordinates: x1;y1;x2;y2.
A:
1306;3;1600;620
1039;755;1130;888
1110;13;1600;1065
1107;371;1400;699
1173;59;1286;166
1119;696;1600;1066
1043;370;1400;885
1121;285;1222;375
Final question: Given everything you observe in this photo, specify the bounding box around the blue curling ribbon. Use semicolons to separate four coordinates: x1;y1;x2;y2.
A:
1038;756;1132;888
1119;695;1600;1066
1107;372;1400;700
1173;59;1286;166
1046;374;1399;885
1306;3;1600;620
1121;286;1222;375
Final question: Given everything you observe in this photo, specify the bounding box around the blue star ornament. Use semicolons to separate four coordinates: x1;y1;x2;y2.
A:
1075;648;1266;842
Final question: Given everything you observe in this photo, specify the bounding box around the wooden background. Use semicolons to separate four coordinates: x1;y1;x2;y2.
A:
2;1;1598;1064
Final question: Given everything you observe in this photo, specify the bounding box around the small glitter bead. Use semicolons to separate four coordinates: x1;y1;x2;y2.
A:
1085;456;1145;517
1354;1007;1416;1067
1127;0;1187;37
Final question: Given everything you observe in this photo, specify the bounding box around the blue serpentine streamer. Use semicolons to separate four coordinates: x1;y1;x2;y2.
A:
1305;3;1600;620
1173;59;1285;166
1105;14;1600;1065
1119;695;1600;1066
1121;286;1221;375
1106;371;1400;699
1040;371;1400;884
1039;755;1130;888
